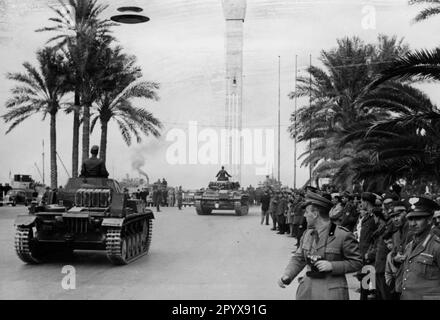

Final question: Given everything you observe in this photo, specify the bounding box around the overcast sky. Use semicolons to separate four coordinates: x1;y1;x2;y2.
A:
1;0;440;189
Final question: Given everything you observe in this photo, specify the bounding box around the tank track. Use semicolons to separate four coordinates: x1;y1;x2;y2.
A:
105;218;153;265
195;201;210;215
14;227;41;264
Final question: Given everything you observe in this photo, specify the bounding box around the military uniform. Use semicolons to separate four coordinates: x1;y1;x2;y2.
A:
80;146;109;178
399;231;440;300
398;197;440;300
281;191;362;300
282;223;362;300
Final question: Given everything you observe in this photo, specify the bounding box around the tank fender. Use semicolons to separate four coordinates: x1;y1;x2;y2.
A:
14;215;37;227
102;218;124;227
143;208;155;219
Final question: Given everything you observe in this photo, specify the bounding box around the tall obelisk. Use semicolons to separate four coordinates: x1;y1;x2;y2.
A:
222;0;246;184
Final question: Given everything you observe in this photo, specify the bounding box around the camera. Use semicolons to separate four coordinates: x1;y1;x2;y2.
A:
306;254;328;278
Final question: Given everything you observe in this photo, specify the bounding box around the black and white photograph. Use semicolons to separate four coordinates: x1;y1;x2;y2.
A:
1;0;440;305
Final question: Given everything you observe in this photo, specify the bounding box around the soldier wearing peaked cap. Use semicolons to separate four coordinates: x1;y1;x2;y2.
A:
397;197;440;300
278;191;362;300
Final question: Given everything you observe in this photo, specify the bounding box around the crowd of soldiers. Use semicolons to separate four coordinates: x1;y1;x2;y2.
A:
266;184;440;300
128;178;185;212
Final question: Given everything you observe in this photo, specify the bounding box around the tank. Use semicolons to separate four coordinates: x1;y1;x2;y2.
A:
13;177;154;265
194;181;249;216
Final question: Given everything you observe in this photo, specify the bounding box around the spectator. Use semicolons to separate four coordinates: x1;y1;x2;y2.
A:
433;210;440;237
356;192;378;300
260;189;271;225
269;191;279;231
366;207;392;300
384;236;400;300
340;192;360;232
276;192;288;234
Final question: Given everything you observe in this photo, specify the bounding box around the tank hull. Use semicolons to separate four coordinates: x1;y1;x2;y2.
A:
14;178;154;265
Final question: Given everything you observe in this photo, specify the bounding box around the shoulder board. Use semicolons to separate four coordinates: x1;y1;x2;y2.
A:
337;225;350;233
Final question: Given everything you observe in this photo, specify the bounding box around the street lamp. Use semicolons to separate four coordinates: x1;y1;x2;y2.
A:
110;6;149;24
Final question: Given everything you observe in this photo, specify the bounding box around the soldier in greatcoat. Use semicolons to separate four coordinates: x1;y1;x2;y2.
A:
278;191;362;300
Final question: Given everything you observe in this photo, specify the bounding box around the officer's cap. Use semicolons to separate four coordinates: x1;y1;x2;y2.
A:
406;196;440;219
389;201;408;218
302;191;333;211
383;192;398;204
361;192;377;204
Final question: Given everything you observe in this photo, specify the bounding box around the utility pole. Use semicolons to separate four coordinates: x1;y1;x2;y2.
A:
294;54;298;189
278;55;281;183
42;140;45;185
309;54;312;186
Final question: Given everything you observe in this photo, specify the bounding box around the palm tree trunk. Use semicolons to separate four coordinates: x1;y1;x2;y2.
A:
82;103;90;162
71;91;80;178
50;112;58;189
99;120;108;165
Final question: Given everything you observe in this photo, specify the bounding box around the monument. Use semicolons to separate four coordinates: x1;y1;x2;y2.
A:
222;0;246;184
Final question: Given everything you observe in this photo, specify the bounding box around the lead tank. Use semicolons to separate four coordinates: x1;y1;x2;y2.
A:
195;181;249;216
14;177;154;265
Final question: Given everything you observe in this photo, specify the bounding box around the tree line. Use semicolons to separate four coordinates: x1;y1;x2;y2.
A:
2;0;162;188
289;0;440;193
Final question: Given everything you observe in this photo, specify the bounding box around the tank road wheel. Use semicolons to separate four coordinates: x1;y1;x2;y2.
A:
135;233;142;255
106;218;153;265
15;227;43;264
234;201;248;216
106;229;129;265
120;238;128;261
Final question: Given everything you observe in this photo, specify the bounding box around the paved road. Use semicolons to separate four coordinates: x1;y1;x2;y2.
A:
0;205;359;300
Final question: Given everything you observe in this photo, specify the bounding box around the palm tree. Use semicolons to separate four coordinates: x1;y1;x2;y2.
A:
409;0;440;23
341;81;440;189
37;0;115;177
2;48;69;188
90;48;162;163
288;35;409;189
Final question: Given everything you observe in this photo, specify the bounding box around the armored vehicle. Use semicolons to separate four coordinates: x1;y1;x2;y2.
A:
194;181;249;216
14;177;154;265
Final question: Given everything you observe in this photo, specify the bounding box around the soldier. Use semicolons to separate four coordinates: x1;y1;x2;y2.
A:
269;191;279;231
276;192;288;234
278;191;362;299
260;189;271;225
398;197;440;300
216;166;232;181
80;145;109;178
432;210;440;237
153;184;162;212
176;186;183;210
340;192;359;232
356;192;379;300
